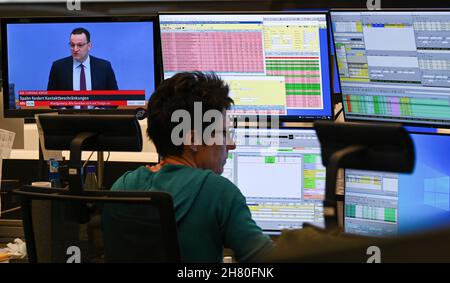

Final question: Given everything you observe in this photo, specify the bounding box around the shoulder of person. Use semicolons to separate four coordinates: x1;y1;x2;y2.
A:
52;56;72;66
202;171;242;197
111;166;152;191
90;55;112;65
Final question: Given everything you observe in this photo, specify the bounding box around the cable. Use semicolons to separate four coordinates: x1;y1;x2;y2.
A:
105;151;111;163
1;206;21;215
334;108;343;120
82;151;95;169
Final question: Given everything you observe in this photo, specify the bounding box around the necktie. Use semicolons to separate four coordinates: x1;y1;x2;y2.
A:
80;64;86;90
80;64;87;109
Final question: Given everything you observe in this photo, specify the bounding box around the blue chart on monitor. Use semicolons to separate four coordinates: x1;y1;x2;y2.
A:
159;13;332;120
331;11;450;127
345;133;450;237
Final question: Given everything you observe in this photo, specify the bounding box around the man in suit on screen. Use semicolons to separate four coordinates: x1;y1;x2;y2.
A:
47;27;118;108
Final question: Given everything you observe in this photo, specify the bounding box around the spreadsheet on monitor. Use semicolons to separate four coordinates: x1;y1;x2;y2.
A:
222;128;325;234
159;13;333;120
331;11;450;127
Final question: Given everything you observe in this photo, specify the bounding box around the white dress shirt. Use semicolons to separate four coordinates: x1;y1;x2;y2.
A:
72;56;92;109
73;55;92;91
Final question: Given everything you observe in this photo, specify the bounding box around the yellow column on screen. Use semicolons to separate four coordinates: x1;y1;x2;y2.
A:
224;76;286;108
264;26;319;52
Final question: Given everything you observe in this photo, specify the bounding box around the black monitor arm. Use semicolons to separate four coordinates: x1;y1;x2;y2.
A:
69;132;98;194
324;145;367;231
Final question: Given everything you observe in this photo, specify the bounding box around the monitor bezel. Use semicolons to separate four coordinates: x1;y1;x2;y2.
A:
330;8;450;129
157;11;334;123
1;15;162;118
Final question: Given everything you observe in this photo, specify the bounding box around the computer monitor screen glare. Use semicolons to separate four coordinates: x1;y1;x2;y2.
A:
159;13;333;121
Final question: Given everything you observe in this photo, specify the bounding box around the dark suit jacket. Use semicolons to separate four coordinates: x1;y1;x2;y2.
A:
47;55;118;90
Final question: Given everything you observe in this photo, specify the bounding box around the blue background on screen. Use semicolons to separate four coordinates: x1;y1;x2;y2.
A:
329;26;341;94
404;126;438;134
398;133;450;234
7;21;156;99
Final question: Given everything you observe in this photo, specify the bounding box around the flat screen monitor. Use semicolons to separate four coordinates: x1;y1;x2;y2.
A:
331;10;450;128
1;16;161;118
159;12;333;122
345;132;450;237
222;128;325;234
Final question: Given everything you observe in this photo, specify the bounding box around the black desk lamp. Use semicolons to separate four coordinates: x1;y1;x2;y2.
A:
38;114;142;194
313;121;415;230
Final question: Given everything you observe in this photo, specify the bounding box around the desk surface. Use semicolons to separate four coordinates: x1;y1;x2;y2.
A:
8;149;159;163
6;120;159;163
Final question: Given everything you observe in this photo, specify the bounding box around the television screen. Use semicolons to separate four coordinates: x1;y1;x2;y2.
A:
159;12;333;121
1;16;161;117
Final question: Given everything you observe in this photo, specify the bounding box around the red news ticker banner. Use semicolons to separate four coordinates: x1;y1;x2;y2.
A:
18;90;145;95
17;90;146;107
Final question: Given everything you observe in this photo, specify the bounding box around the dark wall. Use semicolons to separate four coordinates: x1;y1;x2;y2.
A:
271;0;449;10
0;0;447;18
0;1;273;17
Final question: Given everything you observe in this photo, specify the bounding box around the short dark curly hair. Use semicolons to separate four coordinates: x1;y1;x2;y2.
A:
147;72;233;157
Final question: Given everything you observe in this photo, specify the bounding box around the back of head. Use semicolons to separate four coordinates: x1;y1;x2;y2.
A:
147;71;233;157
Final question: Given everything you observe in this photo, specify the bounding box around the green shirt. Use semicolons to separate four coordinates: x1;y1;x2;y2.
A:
110;165;272;262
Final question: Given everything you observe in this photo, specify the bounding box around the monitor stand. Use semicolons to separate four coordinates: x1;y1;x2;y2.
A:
97;151;104;188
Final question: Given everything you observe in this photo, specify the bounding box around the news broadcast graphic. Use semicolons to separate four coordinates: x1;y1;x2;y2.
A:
1;17;159;116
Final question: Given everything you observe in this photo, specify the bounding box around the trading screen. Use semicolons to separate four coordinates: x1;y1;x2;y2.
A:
345;133;450;236
223;128;325;234
331;11;450;126
159;13;332;120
